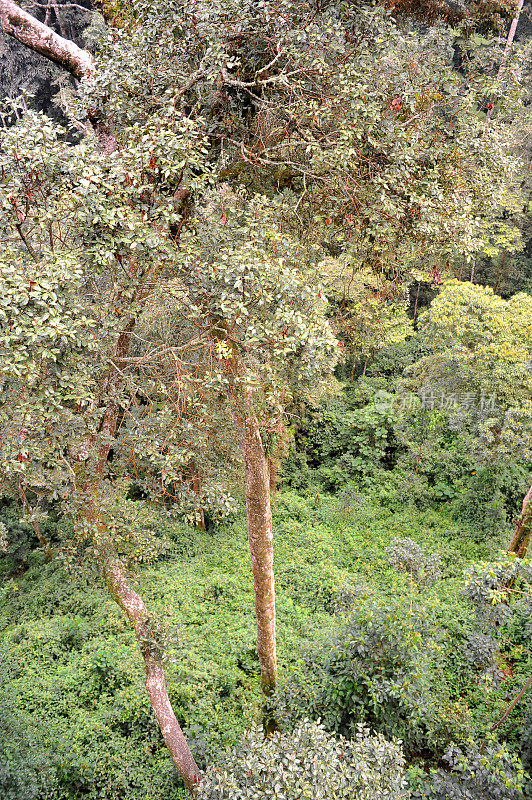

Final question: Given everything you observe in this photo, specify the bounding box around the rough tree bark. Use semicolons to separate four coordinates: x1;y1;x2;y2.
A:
508;483;532;558
86;507;202;793
217;326;278;703
0;5;202;791
227;390;277;706
242;407;277;697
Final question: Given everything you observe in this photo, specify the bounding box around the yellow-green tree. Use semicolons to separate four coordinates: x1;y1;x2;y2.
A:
410;280;532;458
408;279;532;553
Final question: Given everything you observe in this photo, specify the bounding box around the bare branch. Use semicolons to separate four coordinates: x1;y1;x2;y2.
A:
28;1;93;11
0;0;94;80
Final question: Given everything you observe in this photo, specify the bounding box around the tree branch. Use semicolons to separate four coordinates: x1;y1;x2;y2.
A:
508;483;532;558
0;0;94;80
479;673;532;753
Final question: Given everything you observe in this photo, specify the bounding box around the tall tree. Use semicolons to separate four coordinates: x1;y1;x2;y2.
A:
0;0;334;738
131;194;338;698
0;49;205;792
1;0;528;784
407;280;532;458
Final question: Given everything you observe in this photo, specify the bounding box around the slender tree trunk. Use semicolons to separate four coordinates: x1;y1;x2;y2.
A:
480;673;532;753
508;483;532;558
498;0;525;77
242;409;277;697
221;335;278;702
470;256;476;283
17;484;52;561
189;460;206;531
494;251;506;293
86;509;202;793
486;0;525;122
74;321;203;793
413;280;421;324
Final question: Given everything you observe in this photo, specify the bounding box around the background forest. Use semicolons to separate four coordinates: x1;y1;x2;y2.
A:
0;0;531;798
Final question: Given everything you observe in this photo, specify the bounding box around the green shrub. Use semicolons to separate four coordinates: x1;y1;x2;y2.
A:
1;491;526;799
385;537;442;588
275;597;465;761
410;740;527;800
0;698;54;800
451;462;531;533
0;501;41;580
196;719;407;800
283;392;398;492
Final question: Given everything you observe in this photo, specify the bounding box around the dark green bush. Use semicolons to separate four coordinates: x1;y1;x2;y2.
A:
276;597;464;761
283;392;398;491
410;741;527;800
0;501;41;580
451;462;531;533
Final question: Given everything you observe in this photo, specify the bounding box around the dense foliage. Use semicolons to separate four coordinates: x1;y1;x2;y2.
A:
196;720;407;800
1;488;531;797
1;0;532;796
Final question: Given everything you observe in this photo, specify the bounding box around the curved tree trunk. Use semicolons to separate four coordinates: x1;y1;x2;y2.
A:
75;317;203;793
508;483;532;558
87;511;202;793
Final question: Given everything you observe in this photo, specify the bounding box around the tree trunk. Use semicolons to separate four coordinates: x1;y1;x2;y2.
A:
268;457;278;500
87;510;202;793
189;460;206;532
486;0;525;122
242;409;277;697
508;483;532;558
221;334;278;702
498;0;525;79
17;484;52;561
73;319;203;793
